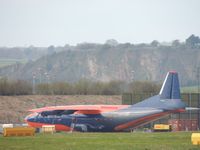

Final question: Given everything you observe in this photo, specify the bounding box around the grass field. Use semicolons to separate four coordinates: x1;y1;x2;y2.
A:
0;59;27;68
0;132;199;150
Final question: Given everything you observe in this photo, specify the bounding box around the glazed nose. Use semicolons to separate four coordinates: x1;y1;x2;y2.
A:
25;114;36;122
25;115;31;122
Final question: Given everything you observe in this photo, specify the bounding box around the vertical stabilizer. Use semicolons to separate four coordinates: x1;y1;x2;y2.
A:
159;71;181;99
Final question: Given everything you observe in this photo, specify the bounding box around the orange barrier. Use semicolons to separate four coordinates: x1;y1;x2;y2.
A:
153;124;171;132
3;127;35;137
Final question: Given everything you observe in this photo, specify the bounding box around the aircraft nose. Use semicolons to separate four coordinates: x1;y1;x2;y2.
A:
25;113;37;122
24;115;30;122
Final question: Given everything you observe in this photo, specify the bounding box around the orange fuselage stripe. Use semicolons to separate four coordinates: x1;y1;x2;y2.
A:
29;105;129;113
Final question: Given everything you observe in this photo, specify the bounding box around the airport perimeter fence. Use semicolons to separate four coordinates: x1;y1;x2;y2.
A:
122;93;200;121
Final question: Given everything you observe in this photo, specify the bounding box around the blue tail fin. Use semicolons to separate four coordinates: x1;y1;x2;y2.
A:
159;71;181;99
131;71;185;109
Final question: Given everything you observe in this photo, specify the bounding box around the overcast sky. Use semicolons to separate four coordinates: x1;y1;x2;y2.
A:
0;0;200;47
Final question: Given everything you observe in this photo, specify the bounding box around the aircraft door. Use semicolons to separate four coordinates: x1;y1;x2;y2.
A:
70;117;76;129
70;116;88;132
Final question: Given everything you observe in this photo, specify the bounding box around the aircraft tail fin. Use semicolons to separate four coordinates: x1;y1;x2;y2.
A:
159;71;181;99
130;71;186;110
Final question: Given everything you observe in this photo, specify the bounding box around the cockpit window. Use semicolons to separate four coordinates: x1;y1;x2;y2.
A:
40;110;77;117
61;110;77;115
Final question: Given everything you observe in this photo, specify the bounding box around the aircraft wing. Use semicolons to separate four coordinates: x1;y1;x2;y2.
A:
29;105;129;114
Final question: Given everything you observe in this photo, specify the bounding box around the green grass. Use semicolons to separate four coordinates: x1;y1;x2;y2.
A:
0;59;27;68
0;132;199;150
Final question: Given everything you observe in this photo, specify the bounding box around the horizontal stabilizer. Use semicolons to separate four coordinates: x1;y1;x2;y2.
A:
185;107;200;111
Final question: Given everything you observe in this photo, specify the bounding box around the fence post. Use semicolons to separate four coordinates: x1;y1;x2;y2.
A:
189;93;192;120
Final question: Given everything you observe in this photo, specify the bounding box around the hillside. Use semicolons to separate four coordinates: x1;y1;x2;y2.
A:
0;43;199;85
0;95;121;124
0;46;70;68
0;47;46;60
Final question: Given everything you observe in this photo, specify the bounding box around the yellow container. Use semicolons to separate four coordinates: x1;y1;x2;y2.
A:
191;133;200;145
154;124;171;131
3;127;35;137
42;125;55;134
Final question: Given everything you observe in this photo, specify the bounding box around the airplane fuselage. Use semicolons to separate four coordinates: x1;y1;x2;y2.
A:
26;71;186;132
26;106;184;132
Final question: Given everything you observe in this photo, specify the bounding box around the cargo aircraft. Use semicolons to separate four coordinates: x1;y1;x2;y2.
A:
25;71;186;132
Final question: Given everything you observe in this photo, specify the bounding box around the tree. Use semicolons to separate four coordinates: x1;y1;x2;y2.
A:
128;81;160;94
172;40;181;47
36;83;51;95
151;40;160;47
0;78;32;95
102;80;125;95
185;34;200;48
74;79;92;95
105;39;119;46
51;82;73;95
47;45;55;55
